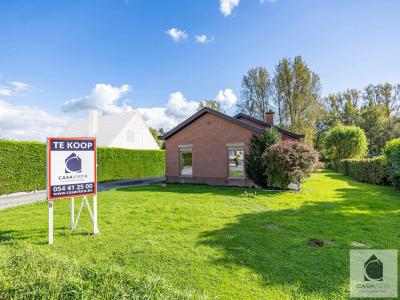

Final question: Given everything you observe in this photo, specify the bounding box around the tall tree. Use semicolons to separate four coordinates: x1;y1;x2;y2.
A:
236;67;273;120
274;56;321;144
198;100;225;113
359;103;389;156
364;83;400;117
323;89;361;126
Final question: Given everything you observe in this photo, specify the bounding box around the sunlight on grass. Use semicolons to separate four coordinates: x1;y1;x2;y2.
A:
0;170;399;299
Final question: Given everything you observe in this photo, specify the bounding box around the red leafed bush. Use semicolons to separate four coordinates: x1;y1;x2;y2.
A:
263;140;319;189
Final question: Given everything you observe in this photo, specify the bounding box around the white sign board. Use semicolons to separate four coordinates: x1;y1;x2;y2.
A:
47;137;96;200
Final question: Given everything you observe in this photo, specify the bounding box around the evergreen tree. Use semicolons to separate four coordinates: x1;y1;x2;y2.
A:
244;128;281;188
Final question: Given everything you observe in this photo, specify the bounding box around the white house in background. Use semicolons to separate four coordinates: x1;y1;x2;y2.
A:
61;110;159;150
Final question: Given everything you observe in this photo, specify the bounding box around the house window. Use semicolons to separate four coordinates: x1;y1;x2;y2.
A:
127;130;135;142
227;143;245;178
179;145;193;177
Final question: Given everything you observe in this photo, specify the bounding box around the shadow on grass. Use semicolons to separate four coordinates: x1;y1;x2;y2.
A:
198;172;400;297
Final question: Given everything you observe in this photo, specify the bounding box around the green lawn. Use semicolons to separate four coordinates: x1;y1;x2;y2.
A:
0;170;399;299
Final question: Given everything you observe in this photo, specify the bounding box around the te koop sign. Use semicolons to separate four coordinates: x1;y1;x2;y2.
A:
47;137;97;199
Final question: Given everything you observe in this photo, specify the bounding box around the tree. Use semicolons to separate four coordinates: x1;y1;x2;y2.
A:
364;83;400;117
149;127;165;149
359;104;388;156
244;128;281;188
323;125;368;166
237;67;273;120
316;89;361;151
198;100;225;113
263;140;318;189
274;56;321;144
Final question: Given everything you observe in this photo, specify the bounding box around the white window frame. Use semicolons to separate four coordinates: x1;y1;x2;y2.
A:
226;142;245;180
178;144;193;177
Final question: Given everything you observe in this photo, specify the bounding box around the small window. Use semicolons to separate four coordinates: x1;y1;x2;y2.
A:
180;149;192;176
127;130;135;142
228;148;245;178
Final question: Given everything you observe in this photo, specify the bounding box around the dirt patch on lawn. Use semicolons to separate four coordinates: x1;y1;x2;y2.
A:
308;239;335;247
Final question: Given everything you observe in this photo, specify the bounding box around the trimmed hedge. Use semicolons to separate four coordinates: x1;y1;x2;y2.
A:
0;141;46;195
383;138;400;188
0;140;165;195
338;156;389;185
97;147;165;182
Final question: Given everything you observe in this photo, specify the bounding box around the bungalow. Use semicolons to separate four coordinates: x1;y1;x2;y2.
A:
161;107;304;187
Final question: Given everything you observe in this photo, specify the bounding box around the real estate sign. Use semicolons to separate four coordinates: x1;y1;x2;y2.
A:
47;137;97;200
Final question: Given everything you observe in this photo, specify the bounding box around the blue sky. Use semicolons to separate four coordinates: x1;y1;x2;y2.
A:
1;0;400;140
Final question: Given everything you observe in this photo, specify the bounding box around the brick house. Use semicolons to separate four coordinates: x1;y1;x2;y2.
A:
161;107;304;187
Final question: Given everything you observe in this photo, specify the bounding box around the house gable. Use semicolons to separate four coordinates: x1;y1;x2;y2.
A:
165;111;256;185
162;108;263;140
110;113;159;150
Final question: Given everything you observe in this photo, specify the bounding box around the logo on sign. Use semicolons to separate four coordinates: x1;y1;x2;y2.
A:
364;254;383;281
65;153;82;173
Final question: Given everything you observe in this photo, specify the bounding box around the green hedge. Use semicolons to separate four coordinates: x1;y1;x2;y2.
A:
0;141;47;195
383;138;400;188
0;141;165;195
338;156;389;185
97;147;165;182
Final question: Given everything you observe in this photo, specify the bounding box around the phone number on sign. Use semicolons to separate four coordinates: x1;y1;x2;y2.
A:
50;183;95;197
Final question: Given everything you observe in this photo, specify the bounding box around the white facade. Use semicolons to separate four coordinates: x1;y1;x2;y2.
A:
61;111;159;150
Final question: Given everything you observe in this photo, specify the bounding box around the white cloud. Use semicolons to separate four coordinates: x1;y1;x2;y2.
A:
137;107;177;131
137;92;198;130
0;86;13;96
165;28;188;42
62;83;132;114
220;0;240;16
0;99;69;141
195;34;214;44
165;92;198;119
215;88;237;108
260;0;276;3
0;81;36;96
10;81;33;91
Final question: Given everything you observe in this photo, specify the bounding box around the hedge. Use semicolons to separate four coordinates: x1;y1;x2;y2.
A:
383;138;400;188
0;140;165;195
338;156;389;185
97;147;165;182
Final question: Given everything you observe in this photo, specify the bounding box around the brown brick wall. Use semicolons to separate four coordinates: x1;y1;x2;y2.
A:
165;112;299;187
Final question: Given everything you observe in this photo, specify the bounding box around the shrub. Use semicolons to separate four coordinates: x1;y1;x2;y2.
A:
0;141;165;195
339;156;388;185
383;138;400;188
315;161;326;170
323;125;368;167
263;141;319;189
244;128;281;188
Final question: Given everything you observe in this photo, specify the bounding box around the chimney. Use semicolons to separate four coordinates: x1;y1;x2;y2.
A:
89;109;99;136
265;110;275;126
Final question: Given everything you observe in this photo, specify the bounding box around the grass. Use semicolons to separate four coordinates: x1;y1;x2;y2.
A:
0;170;399;299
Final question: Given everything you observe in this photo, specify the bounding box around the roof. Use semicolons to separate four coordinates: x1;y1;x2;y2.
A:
233;113;305;139
161;108;304;140
61;111;140;146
